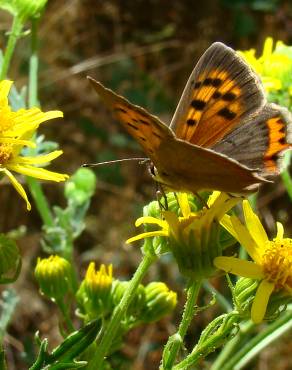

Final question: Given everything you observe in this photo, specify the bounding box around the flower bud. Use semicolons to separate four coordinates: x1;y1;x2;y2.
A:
35;255;73;301
233;278;258;317
142;282;177;323
0;234;21;283
112;281;146;317
77;263;113;318
0;0;48;21
65;168;96;205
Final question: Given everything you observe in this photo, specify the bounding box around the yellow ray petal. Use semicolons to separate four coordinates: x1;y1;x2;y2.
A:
220;214;238;240
126;230;168;244
243;200;268;248
1;168;31;210
7;164;68;182
251;279;275;324
135;216;166;228
0;137;36;148
177;192;191;217
0;80;13;102
207;191;221;207
214;257;264;278
276;222;284;239
231;216;262;263
13;150;63;165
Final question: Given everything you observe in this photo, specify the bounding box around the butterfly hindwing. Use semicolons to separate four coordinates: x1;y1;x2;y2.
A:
213;103;292;175
88;77;174;162
170;42;265;148
156;137;269;194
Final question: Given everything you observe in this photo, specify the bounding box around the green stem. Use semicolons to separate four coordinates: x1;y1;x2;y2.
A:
26;177;54;226
0;15;23;79
210;321;254;370
220;310;292;370
162;279;202;370
28;18;39;108
0;343;7;370
26;18;54;227
56;298;75;334
87;253;156;370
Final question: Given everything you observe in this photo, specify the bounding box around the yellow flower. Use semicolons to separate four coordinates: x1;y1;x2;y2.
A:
84;262;113;298
214;200;292;324
77;263;113;318
127;192;239;279
238;37;292;93
0;80;68;210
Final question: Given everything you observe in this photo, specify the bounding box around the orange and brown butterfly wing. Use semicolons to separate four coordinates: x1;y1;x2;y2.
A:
88;77;174;163
170;42;265;148
156;137;269;194
213;103;292;175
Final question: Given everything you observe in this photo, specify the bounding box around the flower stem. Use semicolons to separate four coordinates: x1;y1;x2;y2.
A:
87;253;156;370
0;15;23;79
56;298;75;334
210;320;254;370
26;17;54;227
161;279;202;370
219;310;292;370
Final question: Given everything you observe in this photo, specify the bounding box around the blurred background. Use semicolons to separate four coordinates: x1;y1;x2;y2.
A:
0;0;292;368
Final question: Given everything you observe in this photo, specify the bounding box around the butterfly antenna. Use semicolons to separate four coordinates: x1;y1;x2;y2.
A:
82;158;149;167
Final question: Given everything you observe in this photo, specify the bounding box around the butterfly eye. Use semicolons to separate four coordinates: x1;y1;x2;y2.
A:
148;162;157;177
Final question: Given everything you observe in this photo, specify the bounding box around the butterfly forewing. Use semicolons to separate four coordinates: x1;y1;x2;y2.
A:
170;42;265;148
88;78;174;163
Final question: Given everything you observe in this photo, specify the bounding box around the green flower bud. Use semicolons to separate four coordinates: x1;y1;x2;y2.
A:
112;281;146;318
142;282;177;323
0;234;21;283
35;255;73;301
65;168;96;205
0;0;48;21
76;263;113;318
234;277;292;321
234;277;258;317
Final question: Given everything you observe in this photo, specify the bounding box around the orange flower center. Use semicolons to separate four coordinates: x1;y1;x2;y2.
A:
262;238;292;291
0;144;13;164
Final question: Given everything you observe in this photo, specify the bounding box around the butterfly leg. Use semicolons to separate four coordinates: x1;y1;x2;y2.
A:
155;182;169;211
195;192;209;209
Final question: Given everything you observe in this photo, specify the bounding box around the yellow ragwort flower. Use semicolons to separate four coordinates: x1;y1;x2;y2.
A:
84;262;113;297
0;80;68;210
238;37;292;93
214;200;292;324
127;192;239;279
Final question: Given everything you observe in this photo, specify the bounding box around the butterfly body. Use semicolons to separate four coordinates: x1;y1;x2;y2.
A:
88;42;292;195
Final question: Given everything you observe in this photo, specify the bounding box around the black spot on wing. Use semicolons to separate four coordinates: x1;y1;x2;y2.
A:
127;122;139;130
194;81;202;89
203;77;222;87
140;119;150;126
191;99;206;110
187;118;197;126
217;107;237;120
115;107;127;113
212;91;222;99
153;132;162;139
222;92;237;101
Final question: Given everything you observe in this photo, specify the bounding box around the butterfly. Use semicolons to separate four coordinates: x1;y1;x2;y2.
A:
88;42;292;195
